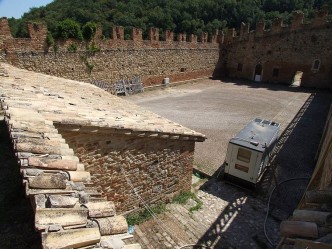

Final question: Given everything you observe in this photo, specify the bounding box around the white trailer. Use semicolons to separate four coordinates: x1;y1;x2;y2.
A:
224;118;280;186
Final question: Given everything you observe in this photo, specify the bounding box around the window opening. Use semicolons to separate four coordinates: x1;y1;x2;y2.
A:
237;148;251;163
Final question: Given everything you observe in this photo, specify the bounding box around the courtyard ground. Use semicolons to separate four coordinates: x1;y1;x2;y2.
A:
126;78;332;248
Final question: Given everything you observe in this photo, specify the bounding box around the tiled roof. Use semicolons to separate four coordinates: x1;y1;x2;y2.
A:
0;63;206;142
1;63;189;248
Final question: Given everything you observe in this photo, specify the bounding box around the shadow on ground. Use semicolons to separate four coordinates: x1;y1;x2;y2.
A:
215;77;316;93
0;118;41;249
195;90;332;248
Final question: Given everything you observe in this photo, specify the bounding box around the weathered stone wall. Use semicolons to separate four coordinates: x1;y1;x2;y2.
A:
0;18;221;86
2;12;331;88
14;48;219;86
222;11;332;88
60;130;195;213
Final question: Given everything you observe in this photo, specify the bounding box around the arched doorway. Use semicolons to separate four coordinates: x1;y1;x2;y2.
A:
292;71;303;87
253;64;263;82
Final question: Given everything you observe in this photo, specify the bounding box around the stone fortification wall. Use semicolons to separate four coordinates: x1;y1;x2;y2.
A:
59;130;195;213
222;10;332;88
0;18;221;86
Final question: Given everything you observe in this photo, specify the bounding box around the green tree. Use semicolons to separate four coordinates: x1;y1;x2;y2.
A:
56;19;82;40
82;21;97;41
6;0;332;39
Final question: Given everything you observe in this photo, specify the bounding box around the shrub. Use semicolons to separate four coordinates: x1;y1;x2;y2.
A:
67;43;77;52
56;19;83;40
172;191;195;204
82;21;97;41
46;31;54;46
86;41;100;54
172;191;203;213
126;203;166;226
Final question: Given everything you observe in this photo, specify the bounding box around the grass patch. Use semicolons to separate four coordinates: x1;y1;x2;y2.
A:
173;191;203;213
172;191;195;204
126;203;166;226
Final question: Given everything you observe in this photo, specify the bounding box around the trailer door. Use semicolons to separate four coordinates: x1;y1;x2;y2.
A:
229;146;257;182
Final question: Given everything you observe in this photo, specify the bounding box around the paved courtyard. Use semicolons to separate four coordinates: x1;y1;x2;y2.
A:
127;79;314;176
126;79;332;249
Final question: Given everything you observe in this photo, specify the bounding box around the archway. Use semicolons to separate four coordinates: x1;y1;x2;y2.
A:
253;64;263;82
292;71;303;86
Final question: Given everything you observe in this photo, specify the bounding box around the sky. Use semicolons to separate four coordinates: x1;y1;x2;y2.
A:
0;0;53;19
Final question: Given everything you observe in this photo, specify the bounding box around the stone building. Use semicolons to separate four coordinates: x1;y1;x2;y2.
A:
0;63;205;213
0;62;205;248
221;11;332;88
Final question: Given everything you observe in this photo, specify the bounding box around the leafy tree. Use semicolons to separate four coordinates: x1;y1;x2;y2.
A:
82;21;97;41
6;0;332;38
56;19;82;40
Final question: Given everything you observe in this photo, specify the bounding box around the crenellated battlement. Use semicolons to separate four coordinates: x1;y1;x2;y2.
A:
226;10;330;44
0;17;222;55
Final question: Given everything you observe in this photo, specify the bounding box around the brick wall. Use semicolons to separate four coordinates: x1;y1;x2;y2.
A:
2;11;332;88
14;48;219;86
0;18;221;86
60;130;195;213
222;11;332;88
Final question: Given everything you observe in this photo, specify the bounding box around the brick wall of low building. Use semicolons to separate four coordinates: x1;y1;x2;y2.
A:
60;130;195;213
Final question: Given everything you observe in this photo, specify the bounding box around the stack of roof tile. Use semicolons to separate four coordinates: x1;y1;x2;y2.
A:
277;107;332;249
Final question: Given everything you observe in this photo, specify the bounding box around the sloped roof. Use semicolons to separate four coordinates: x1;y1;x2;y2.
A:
0;63;206;142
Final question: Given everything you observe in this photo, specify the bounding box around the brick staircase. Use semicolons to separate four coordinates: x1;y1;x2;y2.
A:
133;204;204;249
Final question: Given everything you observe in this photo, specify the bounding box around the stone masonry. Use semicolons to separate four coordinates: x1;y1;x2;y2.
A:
59;131;195;212
222;10;332;88
1;11;331;88
0;63;205;216
0;18;220;87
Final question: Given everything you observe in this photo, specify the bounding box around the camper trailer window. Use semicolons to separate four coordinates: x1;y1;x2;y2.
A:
237;148;251;163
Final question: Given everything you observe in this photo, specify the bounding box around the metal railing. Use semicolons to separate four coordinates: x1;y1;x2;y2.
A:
90;76;144;96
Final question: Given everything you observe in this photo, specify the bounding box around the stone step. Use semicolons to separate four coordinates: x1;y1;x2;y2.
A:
82;201;116;218
89;197;108;202
35;208;88;231
162;212;193;244
123;244;142;249
91;215;128;236
41;227;101;249
134;225;153;249
135;222;157;249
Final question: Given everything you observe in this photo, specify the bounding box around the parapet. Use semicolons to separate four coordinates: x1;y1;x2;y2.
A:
0;18;13;40
0;18;221;54
111;26;124;40
148;27;159;41
27;23;47;40
226;9;330;44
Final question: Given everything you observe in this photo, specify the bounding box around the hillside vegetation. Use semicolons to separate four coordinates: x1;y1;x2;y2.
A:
7;0;332;39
